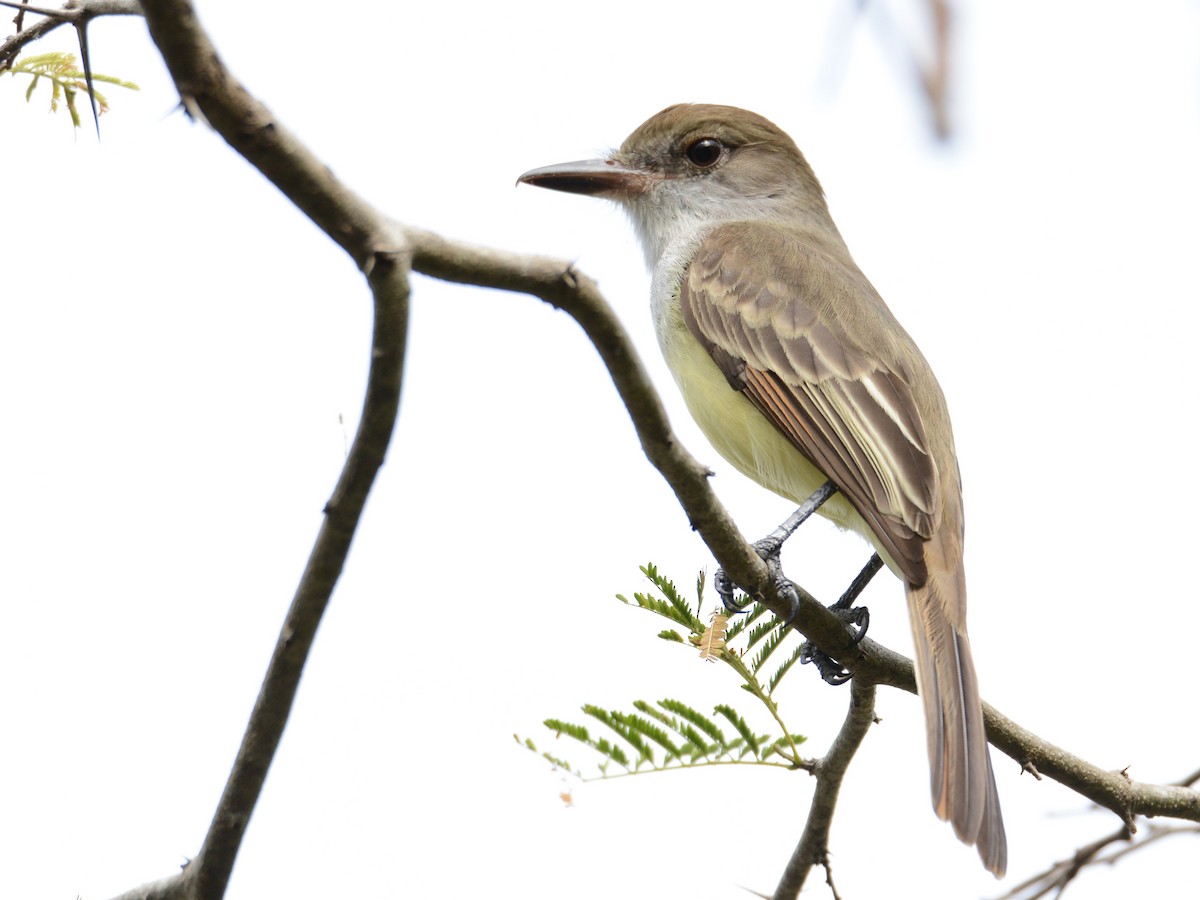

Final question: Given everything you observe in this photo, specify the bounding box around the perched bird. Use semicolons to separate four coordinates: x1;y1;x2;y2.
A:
519;103;1006;875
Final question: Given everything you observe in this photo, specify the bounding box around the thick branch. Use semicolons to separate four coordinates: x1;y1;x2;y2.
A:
139;0;387;270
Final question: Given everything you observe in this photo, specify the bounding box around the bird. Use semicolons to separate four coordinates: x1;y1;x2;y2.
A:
518;103;1006;876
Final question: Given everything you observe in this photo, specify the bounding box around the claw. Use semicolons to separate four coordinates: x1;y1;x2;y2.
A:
797;554;881;685
715;568;748;613
799;643;854;685
845;606;870;646
714;481;840;615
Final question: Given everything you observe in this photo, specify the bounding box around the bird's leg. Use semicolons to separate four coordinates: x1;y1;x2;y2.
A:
716;480;838;613
714;479;881;684
754;480;839;561
800;553;883;684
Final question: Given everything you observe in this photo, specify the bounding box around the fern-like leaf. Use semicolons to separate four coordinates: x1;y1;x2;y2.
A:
614;709;683;761
715;704;761;759
542;718;633;772
594;737;631;769
744;618;780;653
528;565;814;783
748;622;789;675
635;563;704;631
7;52;138;128
584;706;656;765
633;700;676;730
761;733;808;763
544;719;588;742
675;723;716;760
724;600;768;643
658;699;727;749
767;643;809;695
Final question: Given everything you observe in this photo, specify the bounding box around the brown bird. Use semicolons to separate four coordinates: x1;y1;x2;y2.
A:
520;103;1006;875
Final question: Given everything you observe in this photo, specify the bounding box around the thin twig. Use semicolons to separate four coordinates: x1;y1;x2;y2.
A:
918;0;952;139
996;820;1200;900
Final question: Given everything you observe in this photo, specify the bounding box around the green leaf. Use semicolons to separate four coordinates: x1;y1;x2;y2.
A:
761;734;807;762
658;699;727;748
8;51;139;129
749;623;789;675
724;600;768;642
584;705;655;765
544;719;589;742
744;618;779;652
767;643;808;695
635;563;704;632
617;709;683;761
594;737;630;769
715;704;761;759
633;700;676;729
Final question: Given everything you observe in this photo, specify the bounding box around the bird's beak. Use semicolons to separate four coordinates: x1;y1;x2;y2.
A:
517;158;656;198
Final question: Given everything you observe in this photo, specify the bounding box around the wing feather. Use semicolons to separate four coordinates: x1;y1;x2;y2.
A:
681;222;939;585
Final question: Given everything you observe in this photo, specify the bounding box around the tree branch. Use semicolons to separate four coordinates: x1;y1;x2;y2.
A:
191;249;409;900
983;703;1200;828
996;820;1200;900
91;2;411;898
772;679;876;900
0;0;141;73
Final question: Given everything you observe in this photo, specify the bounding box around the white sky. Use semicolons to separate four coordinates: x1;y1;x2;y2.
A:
3;2;1200;898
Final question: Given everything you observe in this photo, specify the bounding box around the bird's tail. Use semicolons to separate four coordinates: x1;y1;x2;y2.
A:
906;537;1007;877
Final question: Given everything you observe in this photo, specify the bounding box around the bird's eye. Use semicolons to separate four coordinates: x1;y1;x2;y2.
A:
685;138;723;168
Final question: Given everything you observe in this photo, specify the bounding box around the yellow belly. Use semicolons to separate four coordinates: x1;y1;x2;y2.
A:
660;304;885;561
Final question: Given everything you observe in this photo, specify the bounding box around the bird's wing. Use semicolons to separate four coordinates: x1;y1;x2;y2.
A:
680;221;940;585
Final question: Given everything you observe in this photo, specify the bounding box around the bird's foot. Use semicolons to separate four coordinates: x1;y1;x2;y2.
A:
715;536;801;616
798;553;883;685
715;481;839;615
799;605;869;685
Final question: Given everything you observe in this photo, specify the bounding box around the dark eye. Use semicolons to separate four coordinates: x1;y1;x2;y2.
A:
685;138;723;168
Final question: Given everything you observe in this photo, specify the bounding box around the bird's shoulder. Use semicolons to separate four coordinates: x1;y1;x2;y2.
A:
681;220;908;384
